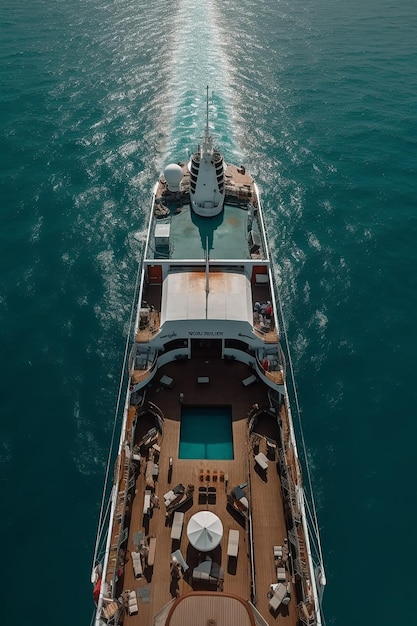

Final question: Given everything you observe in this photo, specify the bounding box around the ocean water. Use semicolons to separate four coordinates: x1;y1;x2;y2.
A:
1;0;416;624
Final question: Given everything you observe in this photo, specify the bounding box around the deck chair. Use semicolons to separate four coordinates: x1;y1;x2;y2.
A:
102;600;120;621
131;551;142;578
198;486;208;504
277;567;286;582
128;590;138;615
268;582;287;611
170;511;184;540
274;545;283;561
207;486;216;504
171;549;189;572
227;529;239;558
147;536;156;566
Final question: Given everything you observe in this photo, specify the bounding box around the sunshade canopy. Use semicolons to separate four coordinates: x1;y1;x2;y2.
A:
187;511;223;552
161;270;253;323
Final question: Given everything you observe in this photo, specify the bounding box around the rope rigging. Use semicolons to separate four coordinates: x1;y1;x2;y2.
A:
272;262;326;576
91;245;144;572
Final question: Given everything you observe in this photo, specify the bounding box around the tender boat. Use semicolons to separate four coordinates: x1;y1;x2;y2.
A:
92;90;326;626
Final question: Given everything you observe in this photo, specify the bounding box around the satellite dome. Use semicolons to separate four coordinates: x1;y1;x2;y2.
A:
164;163;183;192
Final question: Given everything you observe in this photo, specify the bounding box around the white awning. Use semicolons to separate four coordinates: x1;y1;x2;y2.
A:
161;270;252;324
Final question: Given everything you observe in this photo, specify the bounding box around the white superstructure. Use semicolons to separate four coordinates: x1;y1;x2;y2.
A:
189;89;225;216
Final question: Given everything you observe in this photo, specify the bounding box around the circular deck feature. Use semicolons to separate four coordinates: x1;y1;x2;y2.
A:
187;511;223;552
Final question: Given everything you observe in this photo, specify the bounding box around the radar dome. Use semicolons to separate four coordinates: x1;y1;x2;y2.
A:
164;163;183;192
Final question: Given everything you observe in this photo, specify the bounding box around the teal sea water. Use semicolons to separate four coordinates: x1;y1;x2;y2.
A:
1;0;416;623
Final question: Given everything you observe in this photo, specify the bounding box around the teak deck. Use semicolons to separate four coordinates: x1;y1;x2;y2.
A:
118;358;297;626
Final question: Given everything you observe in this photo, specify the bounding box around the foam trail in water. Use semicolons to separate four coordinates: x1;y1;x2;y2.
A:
162;0;239;163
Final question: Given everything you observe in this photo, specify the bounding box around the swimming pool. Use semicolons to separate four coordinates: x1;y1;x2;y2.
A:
179;406;234;460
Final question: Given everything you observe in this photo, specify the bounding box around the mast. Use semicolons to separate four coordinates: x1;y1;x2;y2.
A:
205;85;209;135
205;236;209;317
189;87;225;217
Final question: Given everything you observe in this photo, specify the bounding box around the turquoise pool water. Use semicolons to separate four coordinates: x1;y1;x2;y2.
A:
179;406;234;460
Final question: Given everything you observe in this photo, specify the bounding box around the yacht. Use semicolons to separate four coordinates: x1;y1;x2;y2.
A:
91;92;326;626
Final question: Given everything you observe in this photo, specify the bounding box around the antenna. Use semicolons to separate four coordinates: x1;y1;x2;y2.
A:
205;85;209;134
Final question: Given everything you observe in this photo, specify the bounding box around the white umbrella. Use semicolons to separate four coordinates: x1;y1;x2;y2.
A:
187;511;223;552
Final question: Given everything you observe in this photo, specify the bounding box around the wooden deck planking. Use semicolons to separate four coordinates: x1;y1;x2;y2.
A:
250;438;297;624
118;359;296;626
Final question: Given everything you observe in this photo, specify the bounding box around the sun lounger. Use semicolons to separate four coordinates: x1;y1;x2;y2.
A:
164;489;174;504
171;549;189;572
192;557;224;583
255;452;268;470
192;557;212;581
144;490;151;515
166;492;194;516
268;582;287;611
128;590;138;615
102;600;120;620
193;556;213;580
274;545;283;559
131;551;142;578
147;536;156;566
227;529;239;558
164;486;183;507
277;567;286;582
171;511;184;540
